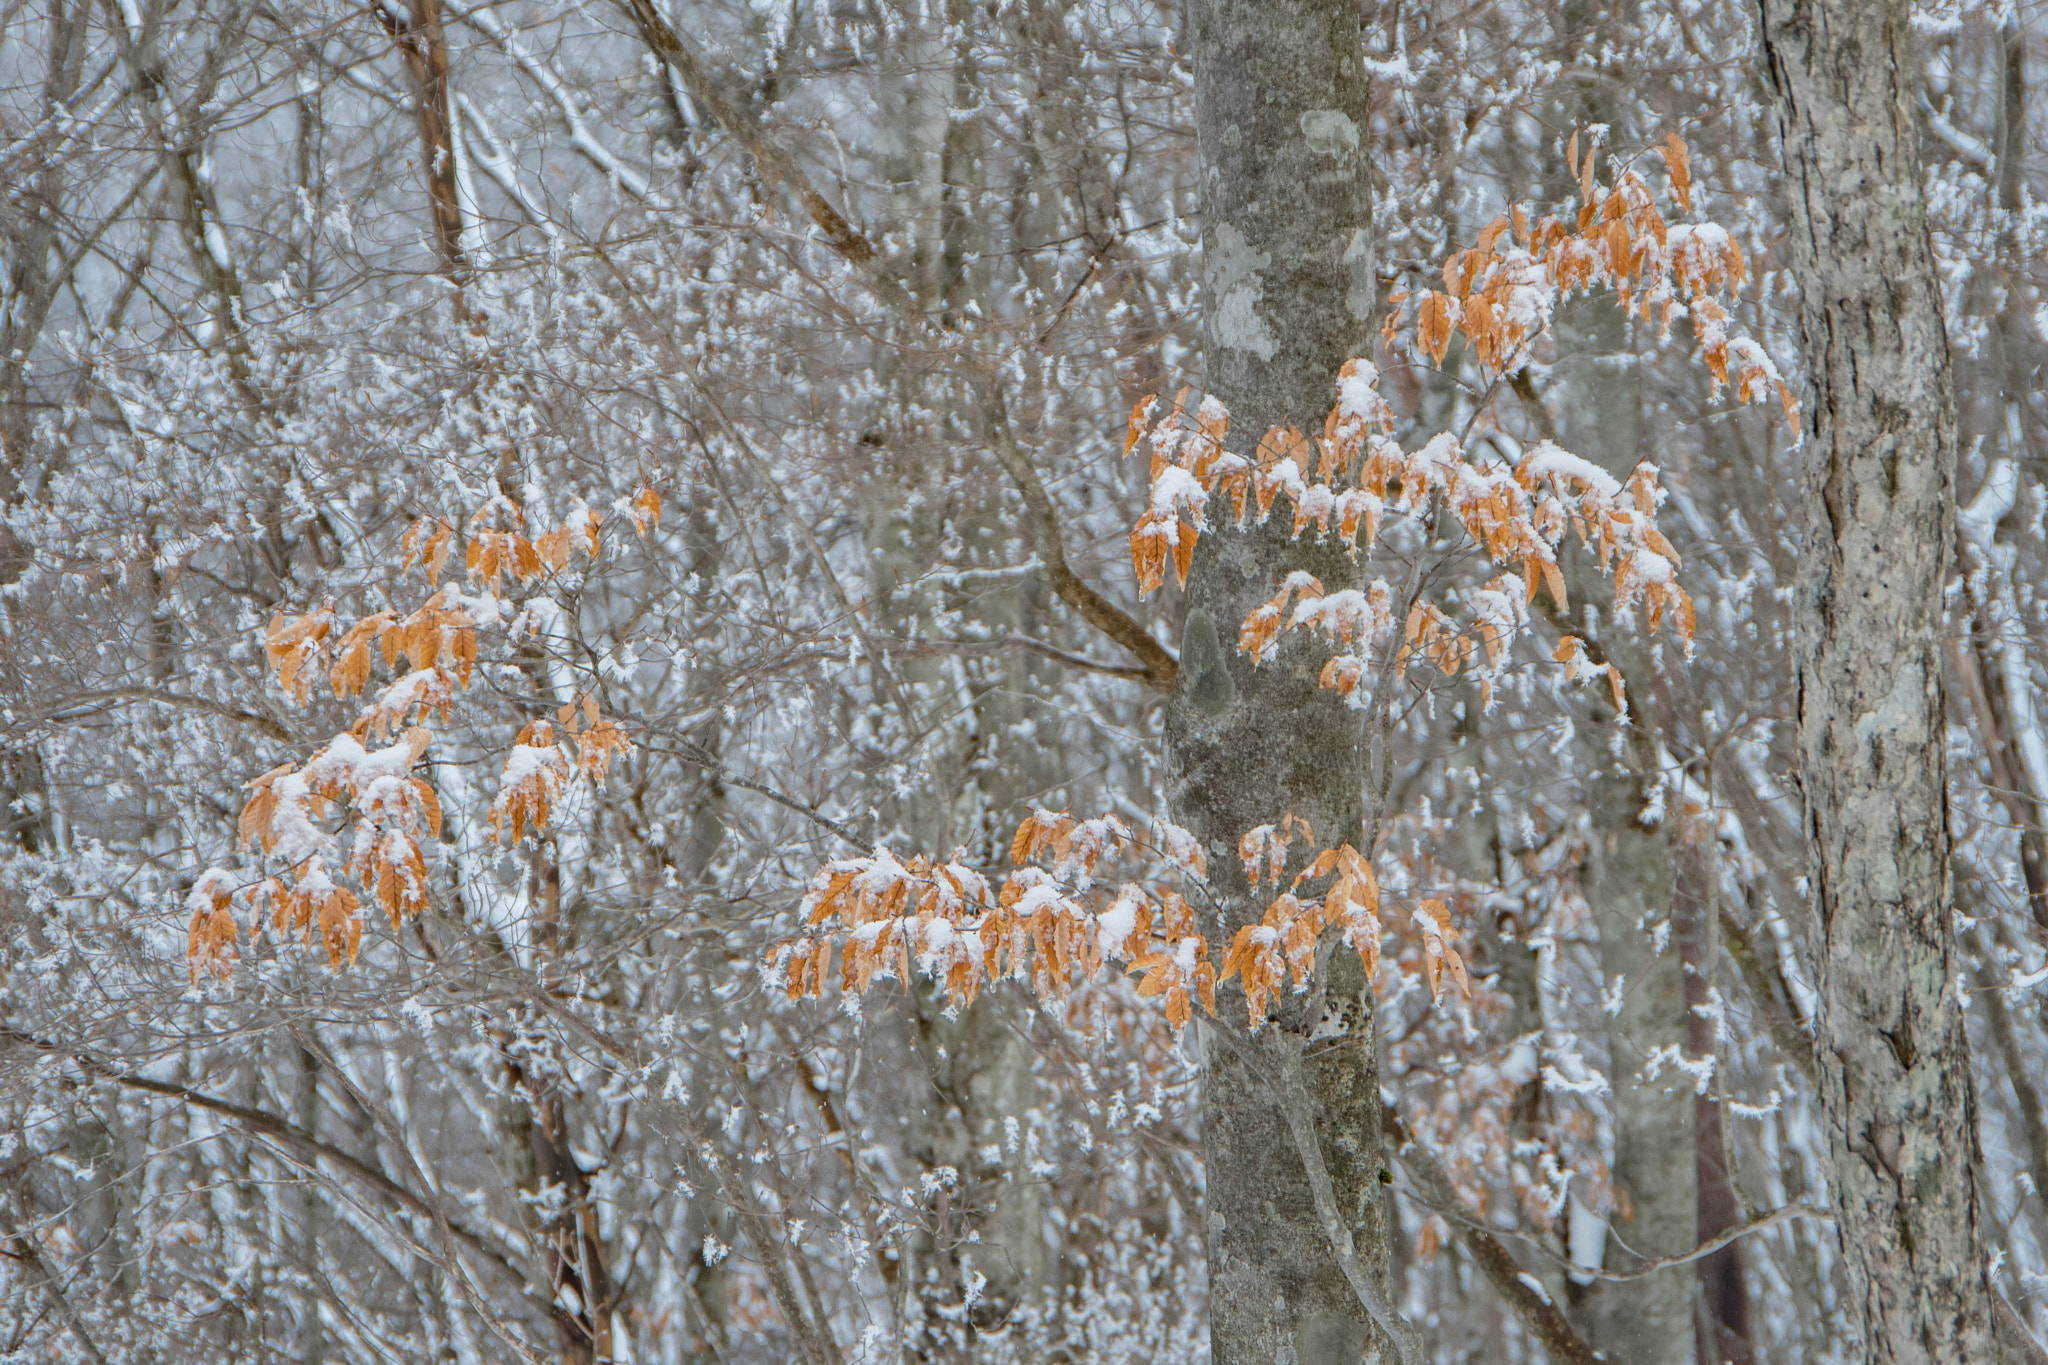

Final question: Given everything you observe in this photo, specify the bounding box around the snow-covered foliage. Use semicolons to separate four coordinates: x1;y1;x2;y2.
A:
2;0;2046;1362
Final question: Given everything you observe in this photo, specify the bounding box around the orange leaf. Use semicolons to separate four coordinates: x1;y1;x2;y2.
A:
1166;987;1190;1030
1662;132;1692;213
1417;292;1454;366
1605;219;1632;279
630;486;663;535
1125;395;1158;457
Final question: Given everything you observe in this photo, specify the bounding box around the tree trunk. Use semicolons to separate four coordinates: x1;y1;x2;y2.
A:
1534;21;1699;1345
379;0;470;292
1677;827;1755;1365
1579;742;1695;1365
1549;273;1698;1365
292;1046;328;1365
0;0;89;525
1171;2;1398;1360
862;9;1054;1333
1759;0;1996;1357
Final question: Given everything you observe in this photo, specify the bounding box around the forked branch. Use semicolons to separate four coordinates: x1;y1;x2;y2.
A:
619;0;1178;690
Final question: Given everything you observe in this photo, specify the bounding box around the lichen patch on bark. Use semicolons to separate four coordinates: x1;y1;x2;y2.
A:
1299;109;1359;156
1208;220;1280;361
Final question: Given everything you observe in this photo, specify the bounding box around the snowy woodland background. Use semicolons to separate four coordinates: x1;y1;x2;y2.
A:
0;0;2043;1362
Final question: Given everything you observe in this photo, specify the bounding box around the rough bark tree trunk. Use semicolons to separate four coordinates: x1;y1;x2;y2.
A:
1759;0;1997;1357
1170;2;1404;1360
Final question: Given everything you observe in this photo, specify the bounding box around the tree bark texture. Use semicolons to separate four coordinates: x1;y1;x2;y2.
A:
1171;2;1393;1361
1760;0;1996;1358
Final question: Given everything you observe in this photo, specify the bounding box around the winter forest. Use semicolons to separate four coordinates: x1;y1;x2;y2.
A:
3;0;2045;1360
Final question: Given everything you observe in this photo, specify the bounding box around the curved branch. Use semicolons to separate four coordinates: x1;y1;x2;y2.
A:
30;685;293;741
974;386;1178;689
1380;1105;1599;1365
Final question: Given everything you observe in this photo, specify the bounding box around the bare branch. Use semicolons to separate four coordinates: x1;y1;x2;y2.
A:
0;1026;522;1288
617;0;1178;691
1380;1105;1601;1365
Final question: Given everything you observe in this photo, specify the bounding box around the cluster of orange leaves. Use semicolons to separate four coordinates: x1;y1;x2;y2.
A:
490;703;634;844
266;589;479;734
1221;813;1467;1023
1128;140;1746;714
185;870;241;984
239;726;441;924
776;813;1211;1022
1130;138;1780;715
1131;364;1694;712
1401;131;1794;424
186;490;657;983
407;489;644;593
186;855;376;982
776;808;1471;1031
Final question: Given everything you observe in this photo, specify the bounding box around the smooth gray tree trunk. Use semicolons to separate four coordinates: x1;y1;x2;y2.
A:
1678;830;1756;1365
1550;267;1698;1365
1534;18;1699;1345
1171;2;1399;1361
1759;0;1996;1358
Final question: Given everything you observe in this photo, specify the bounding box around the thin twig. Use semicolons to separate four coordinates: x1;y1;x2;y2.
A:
637;737;872;850
516;992;847;1365
0;1026;524;1286
3;1224;111;1365
1388;1114;1826;1286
